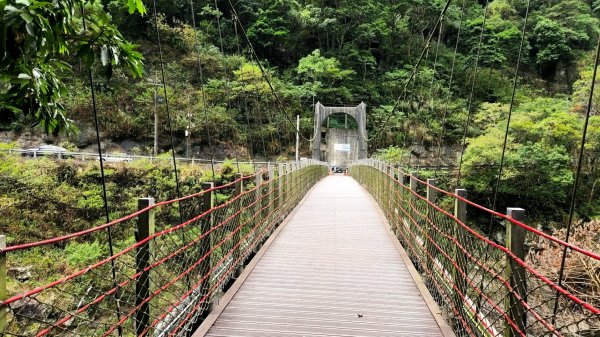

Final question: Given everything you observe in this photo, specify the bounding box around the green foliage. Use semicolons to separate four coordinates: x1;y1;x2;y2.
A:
473;102;508;131
64;241;104;267
373;146;407;163
232;62;270;95
462;97;589;220
2;0;600;223
220;159;254;177
247;0;304;63
536;0;599;51
464;5;527;69
152;14;199;53
531;18;572;69
0;151;220;245
3;0;598;154
0;0;144;133
572;50;600;116
296;49;356;102
297;49;355;84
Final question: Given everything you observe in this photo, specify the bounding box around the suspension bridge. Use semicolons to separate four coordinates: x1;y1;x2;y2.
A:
1;160;599;337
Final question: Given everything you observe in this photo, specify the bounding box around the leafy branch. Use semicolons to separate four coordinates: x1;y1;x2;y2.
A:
0;0;146;134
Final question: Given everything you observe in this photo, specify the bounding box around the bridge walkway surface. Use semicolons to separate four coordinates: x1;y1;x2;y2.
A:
195;175;453;337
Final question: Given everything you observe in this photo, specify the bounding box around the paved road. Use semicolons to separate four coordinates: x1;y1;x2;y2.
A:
202;175;450;337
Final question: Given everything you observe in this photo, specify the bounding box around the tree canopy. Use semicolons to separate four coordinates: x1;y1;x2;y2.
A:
2;0;600;221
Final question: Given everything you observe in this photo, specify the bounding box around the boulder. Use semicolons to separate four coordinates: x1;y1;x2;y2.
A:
8;265;32;282
11;298;48;321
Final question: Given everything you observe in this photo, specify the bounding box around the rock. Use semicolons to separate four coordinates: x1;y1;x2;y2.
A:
120;139;141;152
567;321;593;335
11;298;48;321
8;265;33;282
410;144;426;158
72;126;99;148
568;323;579;335
578;321;590;333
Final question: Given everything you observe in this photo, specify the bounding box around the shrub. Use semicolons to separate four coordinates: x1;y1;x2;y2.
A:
64;241;105;267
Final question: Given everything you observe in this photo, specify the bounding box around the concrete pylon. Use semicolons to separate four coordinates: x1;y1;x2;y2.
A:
312;102;367;162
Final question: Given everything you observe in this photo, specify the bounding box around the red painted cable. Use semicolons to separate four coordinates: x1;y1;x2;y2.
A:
379;168;600;314
391;170;600;261
3;176;265;306
2;176;252;252
394;196;560;334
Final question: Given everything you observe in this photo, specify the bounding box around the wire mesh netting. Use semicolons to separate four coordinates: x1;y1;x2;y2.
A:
0;161;328;337
350;160;600;337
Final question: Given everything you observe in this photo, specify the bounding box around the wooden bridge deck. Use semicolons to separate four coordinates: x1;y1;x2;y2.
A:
196;175;452;337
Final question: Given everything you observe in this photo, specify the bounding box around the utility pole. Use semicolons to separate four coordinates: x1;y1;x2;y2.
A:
148;76;162;158
185;93;192;159
296;115;300;162
185;127;191;158
153;88;158;157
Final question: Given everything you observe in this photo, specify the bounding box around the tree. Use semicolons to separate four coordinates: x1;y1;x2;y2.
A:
572;50;600;116
373;145;407;163
232;62;270;95
296;49;355;103
247;0;304;65
0;0;145;133
297;49;354;87
531;18;572;73
462;128;573;220
537;0;599;51
462;97;579;220
463;11;526;69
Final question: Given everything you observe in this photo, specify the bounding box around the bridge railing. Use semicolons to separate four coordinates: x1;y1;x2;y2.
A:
2;148;278;166
350;159;600;337
0;160;328;337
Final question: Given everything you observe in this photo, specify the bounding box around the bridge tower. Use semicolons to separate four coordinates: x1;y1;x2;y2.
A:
311;102;367;165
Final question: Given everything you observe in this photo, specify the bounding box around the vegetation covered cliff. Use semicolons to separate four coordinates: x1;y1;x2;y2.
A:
2;0;600;222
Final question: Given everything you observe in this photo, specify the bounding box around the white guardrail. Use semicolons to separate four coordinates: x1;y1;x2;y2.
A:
1;148;279;165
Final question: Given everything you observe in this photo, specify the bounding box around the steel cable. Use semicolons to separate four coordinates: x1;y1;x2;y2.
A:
456;0;489;188
552;32;600;325
349;163;600;336
435;0;467;175
189;0;217;179
150;0;184;207
226;0;317;143
80;5;123;336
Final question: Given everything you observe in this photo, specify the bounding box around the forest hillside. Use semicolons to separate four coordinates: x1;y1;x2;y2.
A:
2;0;600;224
